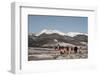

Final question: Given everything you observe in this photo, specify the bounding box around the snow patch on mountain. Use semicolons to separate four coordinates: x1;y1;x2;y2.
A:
66;32;88;37
35;29;87;37
36;29;66;36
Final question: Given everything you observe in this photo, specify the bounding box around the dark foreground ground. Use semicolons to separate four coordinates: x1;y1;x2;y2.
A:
28;47;88;61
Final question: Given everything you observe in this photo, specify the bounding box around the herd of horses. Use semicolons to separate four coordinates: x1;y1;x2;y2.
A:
54;45;84;55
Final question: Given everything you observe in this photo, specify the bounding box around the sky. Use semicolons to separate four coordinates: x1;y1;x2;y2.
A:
28;15;88;33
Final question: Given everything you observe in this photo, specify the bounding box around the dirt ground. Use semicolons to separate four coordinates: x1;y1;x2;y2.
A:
28;47;88;61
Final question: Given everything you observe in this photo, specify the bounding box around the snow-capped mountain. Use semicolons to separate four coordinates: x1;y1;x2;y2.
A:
66;32;88;37
35;29;87;37
28;29;88;47
36;29;66;36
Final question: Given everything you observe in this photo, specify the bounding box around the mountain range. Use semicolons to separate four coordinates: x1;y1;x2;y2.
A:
28;29;88;47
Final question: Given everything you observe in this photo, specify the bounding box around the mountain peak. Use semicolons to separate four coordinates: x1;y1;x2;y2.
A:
36;29;66;36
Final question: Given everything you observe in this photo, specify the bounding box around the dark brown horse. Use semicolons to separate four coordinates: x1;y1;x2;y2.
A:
74;46;78;53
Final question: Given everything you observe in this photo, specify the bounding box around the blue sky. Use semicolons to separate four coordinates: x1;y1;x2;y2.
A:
28;15;88;33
